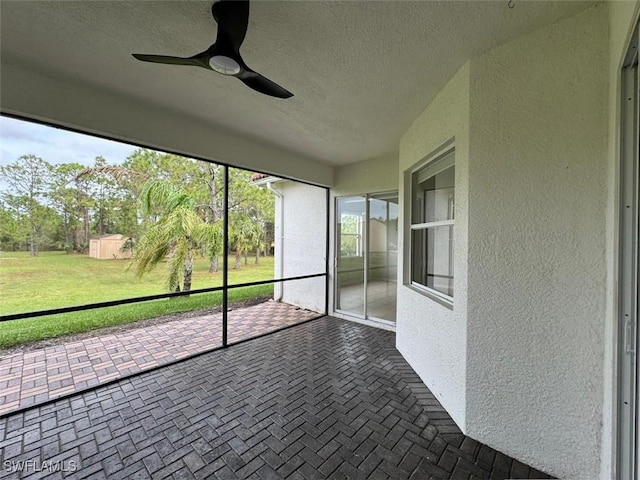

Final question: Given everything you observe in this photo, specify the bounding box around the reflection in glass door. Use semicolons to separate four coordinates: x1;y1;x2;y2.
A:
336;193;398;323
367;194;398;321
336;196;366;317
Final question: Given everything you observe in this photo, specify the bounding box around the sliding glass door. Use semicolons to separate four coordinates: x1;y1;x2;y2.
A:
336;196;366;317
336;193;398;323
367;193;398;321
618;21;638;480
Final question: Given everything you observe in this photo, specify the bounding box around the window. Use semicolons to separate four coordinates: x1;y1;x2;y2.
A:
410;149;455;299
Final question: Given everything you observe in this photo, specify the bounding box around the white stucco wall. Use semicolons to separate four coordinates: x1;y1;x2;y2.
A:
276;181;327;313
0;62;334;187
396;63;470;428
603;3;640;478
465;6;609;479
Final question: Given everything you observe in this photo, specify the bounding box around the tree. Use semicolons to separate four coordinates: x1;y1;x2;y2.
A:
76;158;159;255
75;150;275;281
198;162;224;272
122;149;203;193
132;180;220;293
0;155;53;256
0;201;26;250
50;162;85;252
76;158;140;242
229;212;263;269
89;156;117;235
121;154;274;273
78;152;222;289
249;184;275;264
226;168;275;269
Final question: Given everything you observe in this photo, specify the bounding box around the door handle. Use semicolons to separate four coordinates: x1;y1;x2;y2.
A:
625;316;636;355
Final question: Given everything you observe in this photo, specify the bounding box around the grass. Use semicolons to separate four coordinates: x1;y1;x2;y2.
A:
0;251;276;349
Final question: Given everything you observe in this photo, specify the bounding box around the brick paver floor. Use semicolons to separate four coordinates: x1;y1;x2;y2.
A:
0;300;320;417
0;318;553;479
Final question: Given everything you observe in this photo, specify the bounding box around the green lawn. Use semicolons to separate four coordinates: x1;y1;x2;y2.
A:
0;251;275;348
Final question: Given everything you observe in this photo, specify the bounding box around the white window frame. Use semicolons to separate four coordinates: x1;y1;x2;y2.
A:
405;142;455;306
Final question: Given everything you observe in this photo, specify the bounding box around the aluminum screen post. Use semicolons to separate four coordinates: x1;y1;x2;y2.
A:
222;165;229;347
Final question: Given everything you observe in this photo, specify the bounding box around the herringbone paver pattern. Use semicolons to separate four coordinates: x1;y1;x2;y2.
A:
0;318;553;479
0;300;319;416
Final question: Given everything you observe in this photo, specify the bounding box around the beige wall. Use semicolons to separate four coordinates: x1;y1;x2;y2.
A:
89;236;132;260
333;153;398;196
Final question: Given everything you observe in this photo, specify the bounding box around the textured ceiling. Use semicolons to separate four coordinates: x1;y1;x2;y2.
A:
0;0;594;166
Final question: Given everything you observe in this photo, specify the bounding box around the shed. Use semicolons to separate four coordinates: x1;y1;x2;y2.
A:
89;234;132;260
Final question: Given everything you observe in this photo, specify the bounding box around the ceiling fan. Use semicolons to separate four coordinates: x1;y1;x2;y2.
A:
132;0;293;99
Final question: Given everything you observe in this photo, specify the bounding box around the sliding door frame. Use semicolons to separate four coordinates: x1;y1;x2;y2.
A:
618;19;639;480
334;191;398;325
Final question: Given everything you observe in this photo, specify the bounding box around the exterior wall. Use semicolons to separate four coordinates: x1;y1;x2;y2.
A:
277;181;327;313
333;153;399;196
89;235;132;260
393;5;629;477
329;154;399;327
99;239;132;260
89;239;99;259
465;6;609;479
396;63;470;428
604;2;640;478
368;219;387;254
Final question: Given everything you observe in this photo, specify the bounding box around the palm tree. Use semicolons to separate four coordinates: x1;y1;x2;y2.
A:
229;212;263;270
77;156;268;287
132;180;220;293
